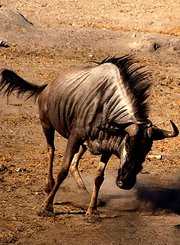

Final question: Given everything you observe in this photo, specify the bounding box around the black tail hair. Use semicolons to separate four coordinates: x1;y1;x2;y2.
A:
0;69;47;100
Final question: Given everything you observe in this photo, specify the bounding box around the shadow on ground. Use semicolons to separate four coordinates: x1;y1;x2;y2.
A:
136;186;180;214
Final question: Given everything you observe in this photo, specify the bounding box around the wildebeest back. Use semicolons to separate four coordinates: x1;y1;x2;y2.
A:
45;62;141;140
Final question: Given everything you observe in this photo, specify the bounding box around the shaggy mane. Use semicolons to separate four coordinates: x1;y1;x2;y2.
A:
97;55;151;123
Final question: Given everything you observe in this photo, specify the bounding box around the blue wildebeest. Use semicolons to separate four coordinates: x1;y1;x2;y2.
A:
0;55;178;216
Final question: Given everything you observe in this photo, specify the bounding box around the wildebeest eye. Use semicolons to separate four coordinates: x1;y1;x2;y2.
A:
125;142;130;151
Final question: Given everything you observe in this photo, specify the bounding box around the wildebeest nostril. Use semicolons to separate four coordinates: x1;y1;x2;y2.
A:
117;180;123;188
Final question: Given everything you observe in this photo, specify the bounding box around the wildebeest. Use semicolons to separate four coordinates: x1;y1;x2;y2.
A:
0;55;178;216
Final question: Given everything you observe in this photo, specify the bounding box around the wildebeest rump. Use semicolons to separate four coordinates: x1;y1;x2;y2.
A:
0;55;178;216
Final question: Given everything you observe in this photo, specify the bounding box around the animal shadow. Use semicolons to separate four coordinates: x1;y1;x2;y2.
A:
136;186;180;214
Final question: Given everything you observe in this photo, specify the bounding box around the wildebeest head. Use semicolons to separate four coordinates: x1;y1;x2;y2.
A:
116;120;179;190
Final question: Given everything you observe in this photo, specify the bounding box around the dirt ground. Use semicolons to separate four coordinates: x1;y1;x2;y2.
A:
0;1;180;244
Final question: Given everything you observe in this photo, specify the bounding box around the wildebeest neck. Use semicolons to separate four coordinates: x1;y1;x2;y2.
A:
86;131;124;155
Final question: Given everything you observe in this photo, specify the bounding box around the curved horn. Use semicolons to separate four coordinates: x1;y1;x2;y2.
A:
152;120;179;140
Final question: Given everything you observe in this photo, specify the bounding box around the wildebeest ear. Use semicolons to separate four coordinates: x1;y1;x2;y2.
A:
152;120;179;140
124;124;139;136
146;127;153;138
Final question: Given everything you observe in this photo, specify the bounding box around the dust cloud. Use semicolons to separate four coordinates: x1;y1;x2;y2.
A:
54;170;180;215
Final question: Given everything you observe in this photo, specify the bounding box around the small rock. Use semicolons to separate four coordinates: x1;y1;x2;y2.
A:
16;167;28;172
41;4;47;7
88;54;93;58
0;164;8;172
146;41;161;52
153;42;160;51
132;33;136;38
171;39;180;54
0;40;9;48
147;154;162;160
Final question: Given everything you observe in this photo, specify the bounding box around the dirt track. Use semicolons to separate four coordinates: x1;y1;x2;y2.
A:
0;1;180;244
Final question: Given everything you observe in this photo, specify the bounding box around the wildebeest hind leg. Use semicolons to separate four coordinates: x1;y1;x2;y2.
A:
38;134;81;215
43;126;55;194
70;144;89;194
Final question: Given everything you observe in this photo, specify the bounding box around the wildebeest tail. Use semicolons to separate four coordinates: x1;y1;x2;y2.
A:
0;69;47;100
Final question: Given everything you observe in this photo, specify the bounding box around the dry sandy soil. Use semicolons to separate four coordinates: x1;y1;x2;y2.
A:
0;1;180;244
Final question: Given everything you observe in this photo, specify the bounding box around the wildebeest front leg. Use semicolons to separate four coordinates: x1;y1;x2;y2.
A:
70;144;89;193
86;153;111;216
39;134;80;216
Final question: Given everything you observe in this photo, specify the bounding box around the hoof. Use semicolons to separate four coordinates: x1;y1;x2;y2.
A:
36;207;55;217
85;211;101;223
86;208;99;217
